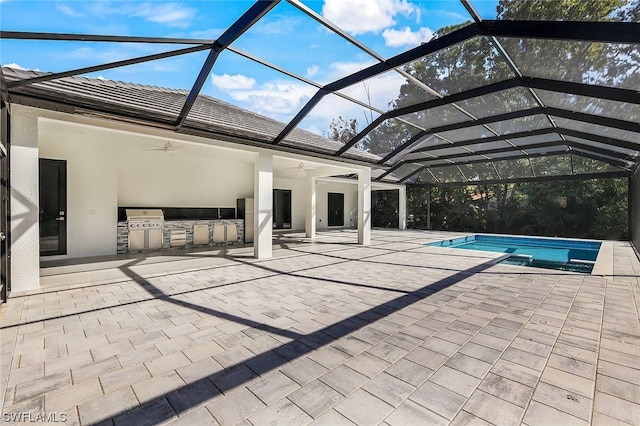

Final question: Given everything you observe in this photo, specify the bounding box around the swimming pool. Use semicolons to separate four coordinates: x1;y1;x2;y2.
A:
426;234;601;273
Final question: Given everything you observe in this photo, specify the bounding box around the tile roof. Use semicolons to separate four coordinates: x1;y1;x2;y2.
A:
2;67;381;163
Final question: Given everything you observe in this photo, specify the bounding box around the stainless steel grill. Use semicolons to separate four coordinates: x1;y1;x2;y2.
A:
126;209;164;251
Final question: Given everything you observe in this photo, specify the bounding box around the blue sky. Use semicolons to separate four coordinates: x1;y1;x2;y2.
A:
1;0;500;136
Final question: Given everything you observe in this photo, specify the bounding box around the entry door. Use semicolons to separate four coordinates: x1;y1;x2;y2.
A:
39;159;67;255
273;189;292;229
327;192;344;227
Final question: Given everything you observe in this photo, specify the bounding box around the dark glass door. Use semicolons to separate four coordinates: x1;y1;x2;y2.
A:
273;189;292;229
39;159;67;255
328;192;344;227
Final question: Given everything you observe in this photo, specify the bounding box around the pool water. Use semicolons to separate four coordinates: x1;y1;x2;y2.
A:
426;235;601;273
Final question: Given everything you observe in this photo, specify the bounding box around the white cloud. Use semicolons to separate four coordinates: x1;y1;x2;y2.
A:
60;42;172;62
340;71;406;111
85;2;195;28
234;81;314;116
322;0;417;35
131;2;195;27
208;58;390;133
211;75;316;121
301;59;377;85
323;60;377;82
255;16;305;35
189;28;225;40
299;67;411;134
303;91;381;136
211;73;256;90
56;3;84;18
306;65;319;78
62;46;131;63
52;44;184;75
438;10;467;21
3;63;39;71
382;26;434;47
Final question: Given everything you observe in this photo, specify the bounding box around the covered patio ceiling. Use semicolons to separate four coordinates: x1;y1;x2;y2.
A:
1;0;639;185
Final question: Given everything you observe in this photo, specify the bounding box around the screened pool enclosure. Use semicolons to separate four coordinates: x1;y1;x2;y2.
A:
1;0;639;267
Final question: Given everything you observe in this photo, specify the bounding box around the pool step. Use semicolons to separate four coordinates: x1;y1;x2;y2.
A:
569;259;596;265
509;254;533;261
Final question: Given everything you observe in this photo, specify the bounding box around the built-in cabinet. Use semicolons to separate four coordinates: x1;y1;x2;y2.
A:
213;222;238;243
237;198;254;243
117;219;244;253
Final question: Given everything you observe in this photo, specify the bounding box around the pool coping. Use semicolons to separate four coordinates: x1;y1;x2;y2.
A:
592;240;614;275
427;233;611;275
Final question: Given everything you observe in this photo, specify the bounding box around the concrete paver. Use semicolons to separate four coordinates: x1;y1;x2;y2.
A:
462;390;524;426
334;389;393;425
0;230;638;425
287;379;342;419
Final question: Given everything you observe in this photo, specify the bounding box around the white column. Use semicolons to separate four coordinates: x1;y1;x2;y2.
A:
10;106;41;291
398;185;407;230
305;173;316;239
254;152;273;259
357;168;371;245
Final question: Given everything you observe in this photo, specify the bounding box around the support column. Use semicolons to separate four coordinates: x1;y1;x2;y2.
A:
1;104;10;302
427;185;432;229
305;173;316;239
398;185;406;230
254;152;273;259
358;168;371;245
10;105;40;291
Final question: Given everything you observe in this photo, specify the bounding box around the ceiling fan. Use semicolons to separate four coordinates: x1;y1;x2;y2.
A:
276;161;309;178
144;141;178;155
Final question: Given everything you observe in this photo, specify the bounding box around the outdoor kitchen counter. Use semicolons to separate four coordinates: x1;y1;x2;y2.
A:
117;219;244;253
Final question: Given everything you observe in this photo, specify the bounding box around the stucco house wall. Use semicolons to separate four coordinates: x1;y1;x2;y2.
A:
10;105;374;292
273;176;307;232
316;180;358;230
116;142;254;209
39;120;119;259
38;120;263;259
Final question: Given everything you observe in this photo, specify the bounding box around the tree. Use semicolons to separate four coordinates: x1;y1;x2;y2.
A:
404;0;635;239
496;0;625;20
372;190;399;228
326;116;358;144
333;0;636;239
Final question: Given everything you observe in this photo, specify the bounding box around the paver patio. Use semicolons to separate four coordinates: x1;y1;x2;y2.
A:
1;229;639;425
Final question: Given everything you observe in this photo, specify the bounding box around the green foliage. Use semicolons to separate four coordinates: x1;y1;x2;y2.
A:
511;178;629;240
408;178;629;240
430;186;478;231
372;190;399;228
327;116;358;144
496;0;626;20
359;118;419;155
330;0;637;239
